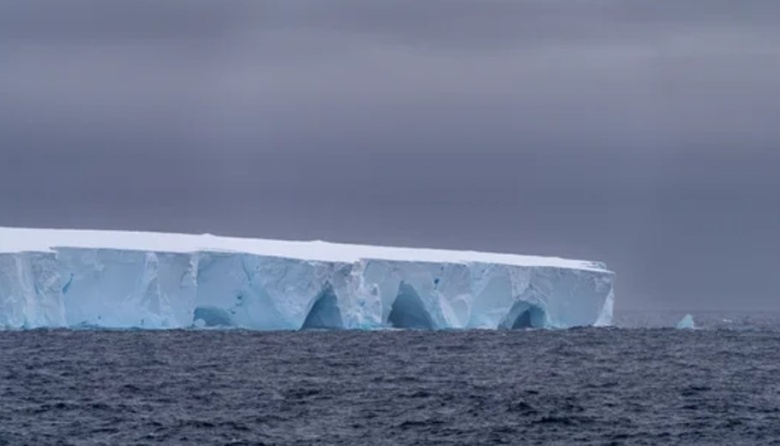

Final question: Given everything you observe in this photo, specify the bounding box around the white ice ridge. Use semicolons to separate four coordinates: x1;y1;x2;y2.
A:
0;227;615;330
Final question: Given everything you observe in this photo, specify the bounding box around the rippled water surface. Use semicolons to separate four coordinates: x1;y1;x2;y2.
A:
2;321;780;445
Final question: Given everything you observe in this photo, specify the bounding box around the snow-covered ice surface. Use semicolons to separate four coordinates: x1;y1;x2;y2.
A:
0;227;615;330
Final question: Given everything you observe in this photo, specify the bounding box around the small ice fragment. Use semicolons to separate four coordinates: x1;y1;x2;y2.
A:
676;314;696;330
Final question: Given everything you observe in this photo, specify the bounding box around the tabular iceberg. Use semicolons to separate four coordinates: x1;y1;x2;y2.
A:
0;227;615;330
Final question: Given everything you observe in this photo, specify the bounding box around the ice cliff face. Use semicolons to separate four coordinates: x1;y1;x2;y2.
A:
0;228;615;330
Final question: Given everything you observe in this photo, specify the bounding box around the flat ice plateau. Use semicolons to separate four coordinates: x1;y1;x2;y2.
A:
0;227;614;330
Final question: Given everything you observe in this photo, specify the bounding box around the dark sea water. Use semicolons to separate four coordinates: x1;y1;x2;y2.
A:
2;313;780;445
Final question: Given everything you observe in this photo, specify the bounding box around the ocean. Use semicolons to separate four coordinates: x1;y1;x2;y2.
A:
1;311;779;445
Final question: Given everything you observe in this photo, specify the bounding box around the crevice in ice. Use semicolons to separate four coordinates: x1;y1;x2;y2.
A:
240;257;254;286
61;273;74;295
301;283;344;330
193;306;234;327
388;282;434;329
501;300;547;329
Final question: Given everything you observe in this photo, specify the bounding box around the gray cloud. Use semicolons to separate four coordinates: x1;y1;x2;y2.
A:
0;1;247;43
1;1;779;311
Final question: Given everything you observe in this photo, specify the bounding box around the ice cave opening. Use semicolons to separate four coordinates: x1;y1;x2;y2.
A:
388;282;434;329
301;284;344;330
503;301;547;329
193;306;234;327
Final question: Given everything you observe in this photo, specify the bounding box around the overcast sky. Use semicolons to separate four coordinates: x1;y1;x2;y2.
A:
1;1;779;311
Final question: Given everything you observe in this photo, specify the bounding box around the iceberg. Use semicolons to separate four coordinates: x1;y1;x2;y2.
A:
677;314;696;330
0;227;615;330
